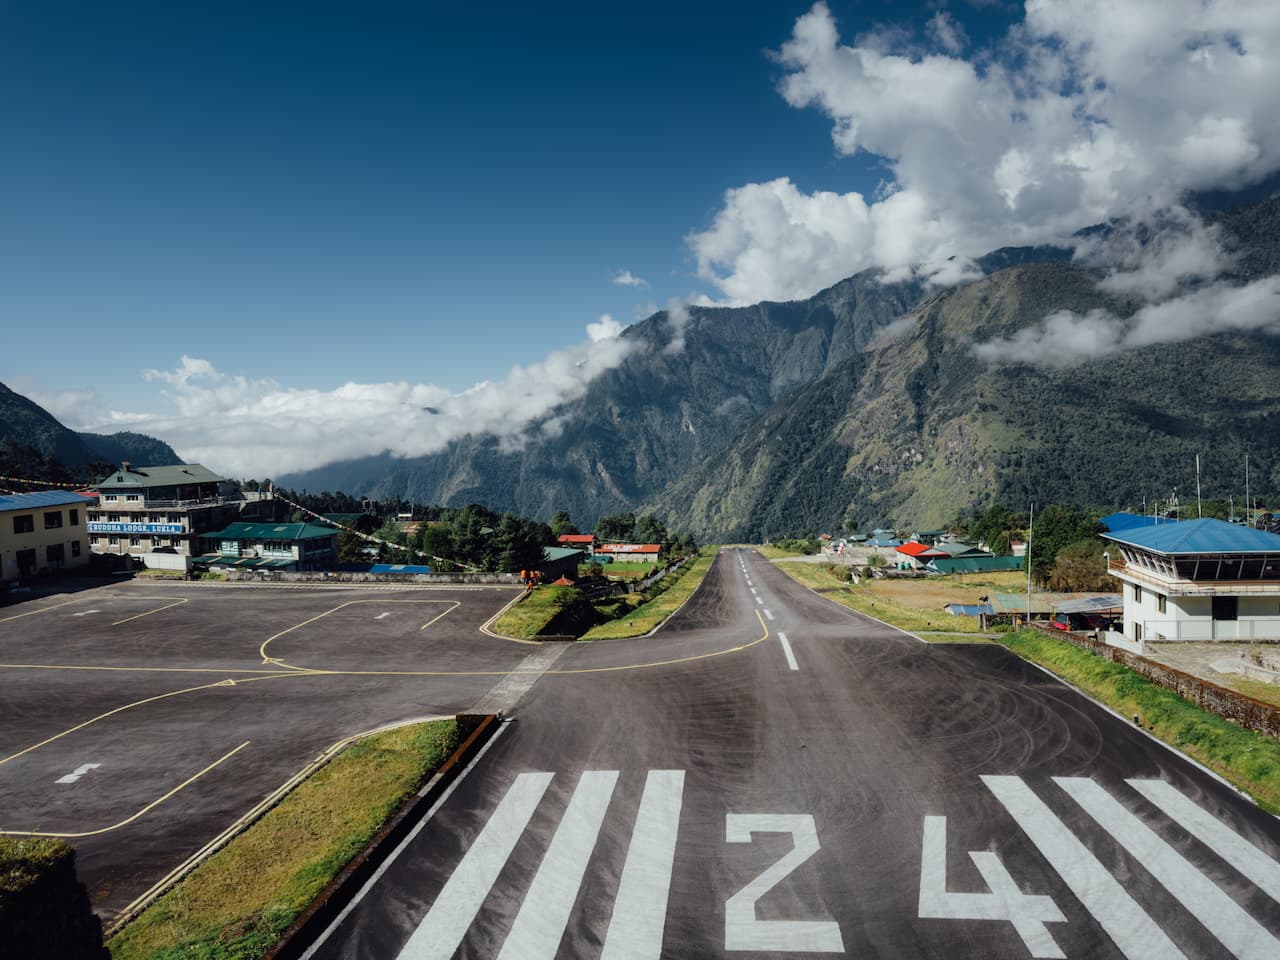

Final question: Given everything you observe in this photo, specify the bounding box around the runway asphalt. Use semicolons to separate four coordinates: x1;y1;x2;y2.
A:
301;549;1280;960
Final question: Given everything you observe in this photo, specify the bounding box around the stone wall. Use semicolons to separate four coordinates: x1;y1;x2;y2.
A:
1030;623;1280;740
224;569;522;585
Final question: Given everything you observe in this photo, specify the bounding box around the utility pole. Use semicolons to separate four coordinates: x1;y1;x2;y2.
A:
1026;502;1034;627
1196;455;1202;519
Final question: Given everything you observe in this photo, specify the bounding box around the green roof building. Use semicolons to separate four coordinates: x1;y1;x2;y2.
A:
199;521;338;572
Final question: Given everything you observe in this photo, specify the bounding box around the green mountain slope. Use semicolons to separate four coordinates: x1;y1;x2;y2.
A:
0;381;180;469
279;269;928;517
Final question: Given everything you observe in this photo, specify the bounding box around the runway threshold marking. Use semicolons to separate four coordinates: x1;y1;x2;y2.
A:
497;771;619;960
1057;777;1279;959
1;740;251;838
601;770;685;960
777;632;799;671
396;771;554;960
982;775;1185;959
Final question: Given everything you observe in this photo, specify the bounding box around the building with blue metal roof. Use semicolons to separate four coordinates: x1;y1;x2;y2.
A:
1103;517;1280;645
1;489;94;581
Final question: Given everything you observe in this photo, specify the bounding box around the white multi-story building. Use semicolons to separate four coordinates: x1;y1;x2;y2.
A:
1103;518;1280;644
87;463;242;559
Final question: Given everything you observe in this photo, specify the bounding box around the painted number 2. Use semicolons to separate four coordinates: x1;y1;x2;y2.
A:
725;814;845;953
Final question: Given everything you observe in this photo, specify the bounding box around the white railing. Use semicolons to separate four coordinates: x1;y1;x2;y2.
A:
1142;618;1280;641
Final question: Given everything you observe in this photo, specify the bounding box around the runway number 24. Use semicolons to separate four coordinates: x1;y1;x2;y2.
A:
723;814;1058;957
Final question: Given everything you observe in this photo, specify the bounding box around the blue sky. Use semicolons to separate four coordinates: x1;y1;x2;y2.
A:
0;2;1012;405
3;1;1277;477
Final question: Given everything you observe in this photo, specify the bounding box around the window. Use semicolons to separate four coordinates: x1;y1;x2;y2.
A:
71;540;81;558
12;514;34;534
126;494;140;501
1212;596;1239;621
90;536;101;545
1156;594;1166;614
108;513;121;522
1134;622;1143;642
44;511;63;529
108;536;119;546
1133;583;1142;602
129;536;141;547
69;509;79;526
104;494;118;501
46;543;65;566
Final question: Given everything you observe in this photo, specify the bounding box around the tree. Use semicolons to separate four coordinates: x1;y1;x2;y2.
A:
1048;539;1113;591
1029;504;1103;586
421;523;454;562
550;511;579;537
596;512;637;542
337;531;367;564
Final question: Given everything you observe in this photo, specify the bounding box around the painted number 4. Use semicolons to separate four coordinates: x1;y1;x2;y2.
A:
918;816;1066;959
725;814;845;953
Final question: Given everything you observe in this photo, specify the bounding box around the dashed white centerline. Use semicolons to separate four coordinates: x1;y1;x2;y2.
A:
777;631;799;671
763;609;775;621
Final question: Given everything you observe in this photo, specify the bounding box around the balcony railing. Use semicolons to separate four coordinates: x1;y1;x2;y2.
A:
101;496;234;509
1141;617;1280;641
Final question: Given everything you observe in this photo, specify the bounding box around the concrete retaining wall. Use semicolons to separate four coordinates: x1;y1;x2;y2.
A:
223;569;522;585
1030;623;1280;740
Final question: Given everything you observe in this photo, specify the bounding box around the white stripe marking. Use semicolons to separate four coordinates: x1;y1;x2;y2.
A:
374;612;390;620
600;770;685;960
71;610;101;617
982;775;1185;960
299;721;512;960
498;771;618;959
1127;779;1280;904
397;771;553;960
1057;777;1279;960
763;609;775;621
777;632;799;671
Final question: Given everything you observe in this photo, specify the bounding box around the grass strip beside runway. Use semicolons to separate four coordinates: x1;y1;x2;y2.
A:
107;719;459;960
998;629;1280;814
579;549;715;640
771;560;998;635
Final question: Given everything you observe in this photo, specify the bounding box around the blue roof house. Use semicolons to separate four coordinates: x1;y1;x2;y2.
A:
1102;518;1280;646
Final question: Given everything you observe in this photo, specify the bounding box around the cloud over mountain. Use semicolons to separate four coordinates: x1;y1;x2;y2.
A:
689;0;1280;305
71;322;637;478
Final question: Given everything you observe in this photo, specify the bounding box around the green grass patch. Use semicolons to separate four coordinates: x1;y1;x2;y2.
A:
771;561;988;634
580;549;715;640
489;586;586;639
996;630;1280;814
108;719;459;960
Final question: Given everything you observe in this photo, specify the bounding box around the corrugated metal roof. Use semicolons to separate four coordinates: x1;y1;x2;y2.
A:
544;546;587;561
930;556;1024;574
1101;512;1166;531
991;592;1055;614
944;603;995;616
95;464;224;488
205;521;337;541
1054;594;1123;614
0;489;94;512
1102;517;1280;554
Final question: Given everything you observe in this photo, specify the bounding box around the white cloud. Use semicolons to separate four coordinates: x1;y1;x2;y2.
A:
587;313;625;342
26;388;101;430
663;300;693;354
973;275;1280;365
1087;208;1233;301
926;11;968;55
79;321;637;478
612;270;649;287
690;1;1280;305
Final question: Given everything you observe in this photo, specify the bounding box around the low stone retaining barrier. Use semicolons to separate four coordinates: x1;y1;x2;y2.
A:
1029;622;1280;740
224;570;522;585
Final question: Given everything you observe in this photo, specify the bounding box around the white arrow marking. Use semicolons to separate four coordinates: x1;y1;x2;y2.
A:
375;612;390;620
71;609;101;617
56;763;102;784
